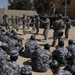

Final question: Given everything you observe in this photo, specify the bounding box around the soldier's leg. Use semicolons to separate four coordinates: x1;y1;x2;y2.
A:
23;24;26;34
32;24;35;31
16;24;19;31
51;31;57;46
65;28;70;38
45;30;48;40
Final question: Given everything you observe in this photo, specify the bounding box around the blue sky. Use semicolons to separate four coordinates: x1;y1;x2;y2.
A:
0;0;8;9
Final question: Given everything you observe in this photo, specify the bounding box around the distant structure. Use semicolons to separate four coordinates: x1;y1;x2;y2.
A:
51;0;75;19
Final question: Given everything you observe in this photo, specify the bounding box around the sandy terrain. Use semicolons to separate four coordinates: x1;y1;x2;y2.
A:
1;25;75;75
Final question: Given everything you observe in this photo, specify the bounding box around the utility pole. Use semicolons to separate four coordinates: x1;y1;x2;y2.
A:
65;0;67;18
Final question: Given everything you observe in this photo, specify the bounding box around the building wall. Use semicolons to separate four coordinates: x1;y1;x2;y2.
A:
51;0;75;19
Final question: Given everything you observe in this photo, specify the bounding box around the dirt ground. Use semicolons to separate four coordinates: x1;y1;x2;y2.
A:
2;25;75;75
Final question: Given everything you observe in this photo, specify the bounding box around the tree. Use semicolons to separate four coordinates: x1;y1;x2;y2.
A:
8;0;33;10
33;0;51;15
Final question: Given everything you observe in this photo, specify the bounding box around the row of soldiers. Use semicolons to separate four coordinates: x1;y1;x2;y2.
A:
24;34;75;75
0;26;32;75
2;13;71;44
0;25;75;75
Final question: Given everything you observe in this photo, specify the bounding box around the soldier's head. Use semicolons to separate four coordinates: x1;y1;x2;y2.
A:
50;60;59;73
44;43;51;50
66;56;74;65
68;39;74;45
58;40;64;47
10;50;19;61
30;35;36;41
6;31;10;36
58;14;62;19
21;65;32;75
1;28;5;32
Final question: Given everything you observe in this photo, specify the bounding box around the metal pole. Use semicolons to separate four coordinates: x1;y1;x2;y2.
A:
65;0;67;17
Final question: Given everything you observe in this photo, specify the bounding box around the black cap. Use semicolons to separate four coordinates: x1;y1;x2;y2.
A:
68;39;74;45
30;35;35;40
50;60;59;68
58;14;62;19
44;43;51;49
58;40;64;47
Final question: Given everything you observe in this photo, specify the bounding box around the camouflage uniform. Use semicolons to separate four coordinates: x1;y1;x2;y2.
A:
3;14;10;31
67;44;75;58
42;18;50;40
65;18;71;38
53;47;71;65
21;65;32;75
31;48;52;72
15;16;19;31
52;18;64;46
52;70;72;75
35;16;40;34
22;15;27;34
7;38;23;54
32;17;36;31
0;48;7;60
25;39;40;57
11;16;15;30
27;16;31;29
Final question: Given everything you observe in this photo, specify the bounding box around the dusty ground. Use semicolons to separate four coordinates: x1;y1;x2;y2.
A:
2;25;75;75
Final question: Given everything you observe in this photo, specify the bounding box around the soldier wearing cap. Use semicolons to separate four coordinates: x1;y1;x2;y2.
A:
3;14;10;31
31;43;52;72
53;40;72;65
15;16;19;31
25;35;40;57
51;14;65;46
65;16;71;39
8;50;21;75
22;14;27;34
21;65;32;75
64;55;75;75
50;60;72;75
66;39;75;58
10;15;15;30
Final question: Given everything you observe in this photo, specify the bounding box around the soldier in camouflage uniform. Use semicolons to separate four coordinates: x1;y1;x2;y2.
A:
22;14;27;34
0;48;7;60
15;16;19;31
8;50;21;75
41;16;50;40
10;15;15;30
0;50;21;75
66;39;75;58
35;15;40;34
51;14;65;46
64;55;75;75
50;60;72;75
25;35;40;57
3;14;10;31
31;43;52;72
21;65;32;75
65;17;71;39
52;40;72;65
10;30;24;44
27;16;31;29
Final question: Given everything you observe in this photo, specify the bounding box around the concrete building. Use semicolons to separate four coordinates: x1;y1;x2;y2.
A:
51;0;75;19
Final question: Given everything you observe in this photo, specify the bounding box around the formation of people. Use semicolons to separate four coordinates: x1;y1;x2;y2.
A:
0;3;74;75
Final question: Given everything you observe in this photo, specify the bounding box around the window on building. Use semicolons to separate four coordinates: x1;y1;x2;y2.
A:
62;0;71;5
